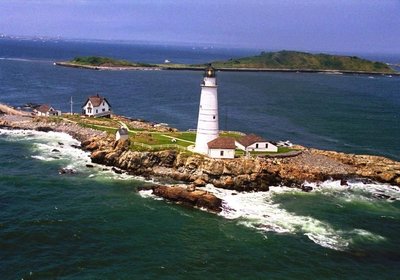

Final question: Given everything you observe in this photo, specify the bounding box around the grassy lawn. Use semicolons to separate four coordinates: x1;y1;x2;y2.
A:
167;131;196;142
235;147;298;157
129;132;193;147
57;115;300;155
250;147;298;156
79;123;118;135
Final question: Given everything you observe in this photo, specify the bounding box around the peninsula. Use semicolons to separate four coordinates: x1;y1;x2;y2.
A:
55;50;398;75
1;105;400;212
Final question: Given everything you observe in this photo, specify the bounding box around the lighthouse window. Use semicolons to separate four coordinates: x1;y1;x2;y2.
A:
213;115;216;119
256;144;259;148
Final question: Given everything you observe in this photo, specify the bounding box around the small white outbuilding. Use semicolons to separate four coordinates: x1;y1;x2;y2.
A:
116;127;129;141
235;134;278;153
207;136;236;159
34;104;61;117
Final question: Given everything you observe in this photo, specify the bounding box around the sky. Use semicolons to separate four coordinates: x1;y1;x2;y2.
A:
0;0;399;53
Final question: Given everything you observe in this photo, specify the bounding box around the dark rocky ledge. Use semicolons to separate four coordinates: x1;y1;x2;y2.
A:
151;185;222;213
1;109;400;211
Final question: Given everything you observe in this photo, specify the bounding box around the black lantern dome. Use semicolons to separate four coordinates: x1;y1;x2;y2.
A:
204;64;216;78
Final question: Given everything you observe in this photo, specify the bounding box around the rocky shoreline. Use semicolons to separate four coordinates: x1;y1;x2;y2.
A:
1;111;400;211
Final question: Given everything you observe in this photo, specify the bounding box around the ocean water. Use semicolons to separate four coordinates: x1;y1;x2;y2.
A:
1;39;400;279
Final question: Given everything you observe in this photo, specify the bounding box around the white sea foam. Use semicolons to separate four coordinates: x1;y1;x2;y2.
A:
1;129;392;250
0;128;162;183
305;180;400;202
138;189;163;200
200;184;388;251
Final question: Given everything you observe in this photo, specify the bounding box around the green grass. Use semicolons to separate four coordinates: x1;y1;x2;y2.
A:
59;115;302;156
219;131;244;140
79;123;117;135
249;147;298;156
70;56;157;68
168;131;196;142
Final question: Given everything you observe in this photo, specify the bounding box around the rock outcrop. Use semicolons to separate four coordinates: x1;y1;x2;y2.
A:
2;111;400;193
151;185;222;212
82;136;400;190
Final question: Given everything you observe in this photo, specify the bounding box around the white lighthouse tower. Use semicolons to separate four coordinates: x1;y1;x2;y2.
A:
194;65;219;154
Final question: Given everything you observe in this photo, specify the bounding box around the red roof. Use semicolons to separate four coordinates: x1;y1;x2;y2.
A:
83;94;111;108
207;137;236;149
236;134;267;147
36;104;53;113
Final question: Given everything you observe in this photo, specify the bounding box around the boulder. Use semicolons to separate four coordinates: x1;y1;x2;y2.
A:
58;168;76;175
152;185;222;212
36;126;53;132
193;178;206;187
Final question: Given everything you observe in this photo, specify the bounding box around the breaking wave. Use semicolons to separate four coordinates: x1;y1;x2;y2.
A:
1;129;396;251
307;180;400;202
0;129;138;181
200;182;394;251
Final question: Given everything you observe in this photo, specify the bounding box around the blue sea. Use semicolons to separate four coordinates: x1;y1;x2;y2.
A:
0;38;399;279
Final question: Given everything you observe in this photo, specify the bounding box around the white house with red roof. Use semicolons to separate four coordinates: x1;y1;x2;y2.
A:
82;94;112;117
34;104;61;117
207;136;236;159
235;134;278;152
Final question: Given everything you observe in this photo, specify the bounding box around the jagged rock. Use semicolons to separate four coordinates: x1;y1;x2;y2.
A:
372;193;391;200
85;141;99;151
137;185;154;191
301;185;313;192
58;168;76;175
223;176;234;187
91;150;108;163
193;178;206;187
4;109;399;190
51;149;60;153
37;126;53;132
86;164;94;168
152;185;222;212
112;167;123;174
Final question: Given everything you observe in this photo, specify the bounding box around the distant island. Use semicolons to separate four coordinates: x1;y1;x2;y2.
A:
211;50;395;73
55;50;398;75
55;56;160;70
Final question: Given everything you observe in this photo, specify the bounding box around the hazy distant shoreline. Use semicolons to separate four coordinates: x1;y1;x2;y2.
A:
55;61;399;76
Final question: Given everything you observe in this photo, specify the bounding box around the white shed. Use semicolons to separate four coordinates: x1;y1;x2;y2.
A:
116;127;129;141
235;134;278;153
207;137;236;159
82;94;112;117
34;104;61;117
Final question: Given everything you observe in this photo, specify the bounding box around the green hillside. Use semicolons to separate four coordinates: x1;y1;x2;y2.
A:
211;50;394;73
70;56;155;67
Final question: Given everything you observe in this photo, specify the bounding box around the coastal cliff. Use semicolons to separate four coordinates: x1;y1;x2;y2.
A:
1;113;400;194
83;137;400;190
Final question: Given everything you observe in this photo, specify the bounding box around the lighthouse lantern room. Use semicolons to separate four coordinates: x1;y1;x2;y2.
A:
194;65;219;154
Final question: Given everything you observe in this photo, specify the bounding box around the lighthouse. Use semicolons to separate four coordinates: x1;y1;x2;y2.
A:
194;65;219;154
